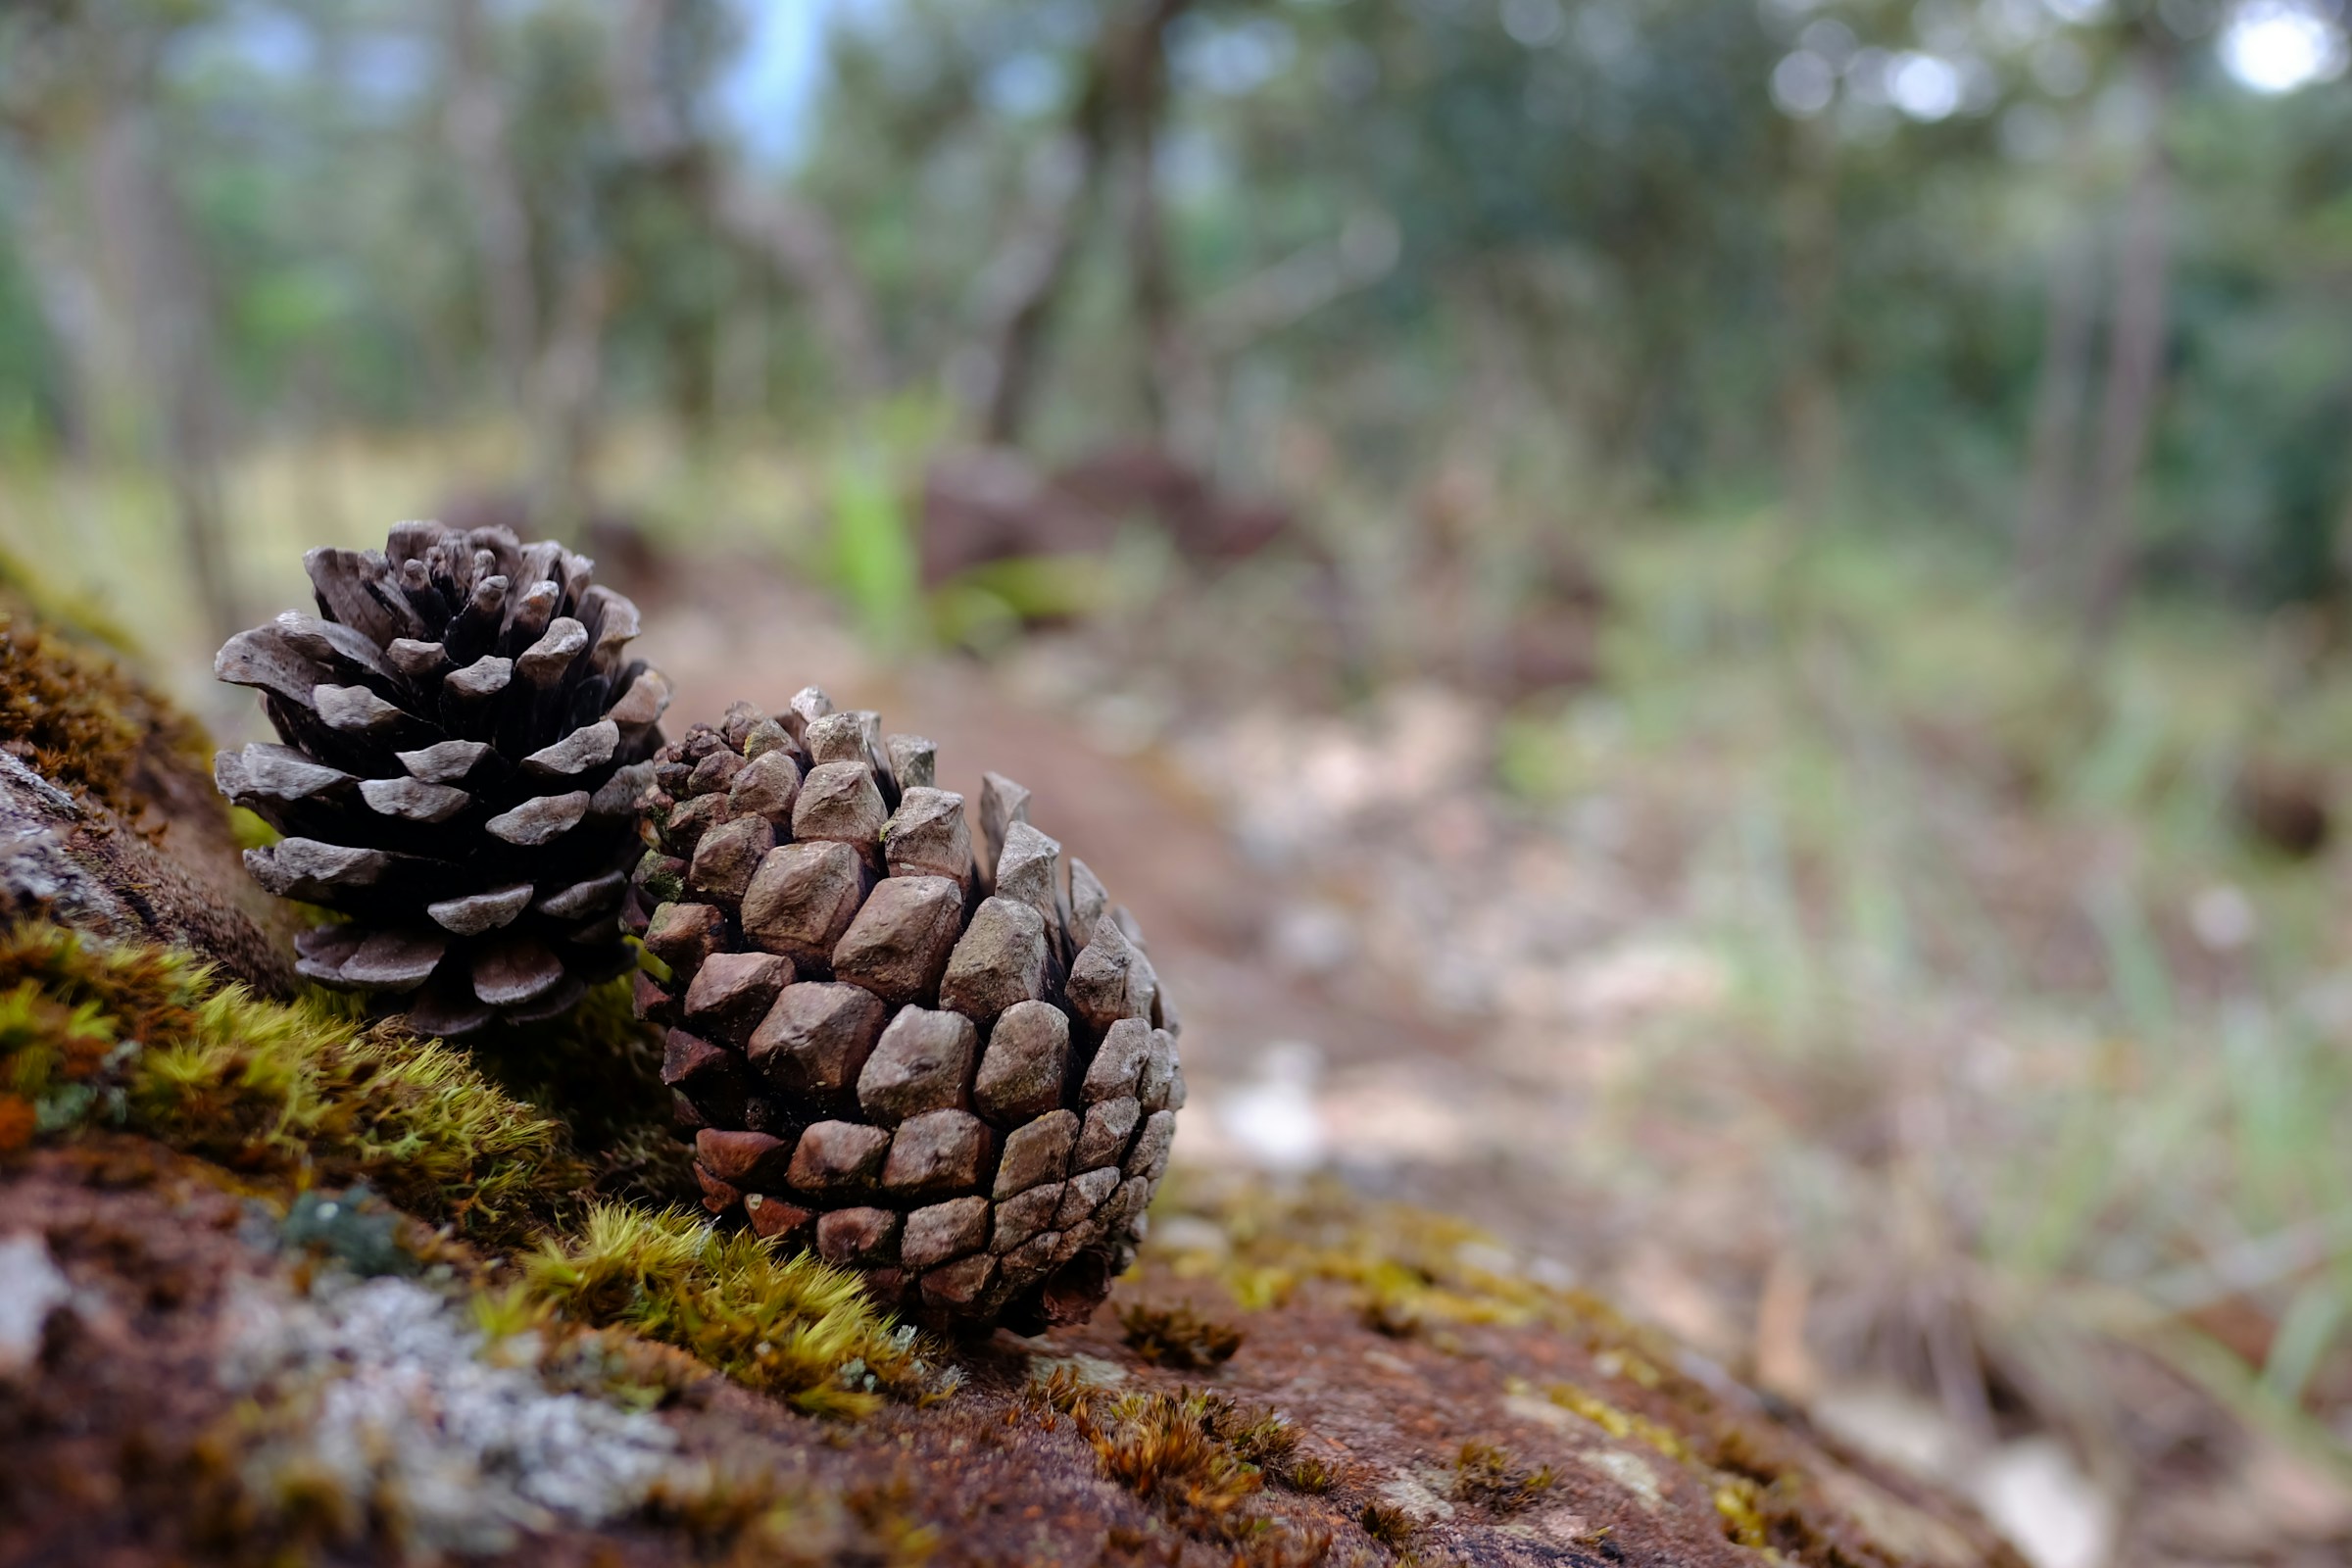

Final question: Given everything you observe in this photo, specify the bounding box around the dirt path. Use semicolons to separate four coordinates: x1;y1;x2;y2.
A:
653;562;1480;1112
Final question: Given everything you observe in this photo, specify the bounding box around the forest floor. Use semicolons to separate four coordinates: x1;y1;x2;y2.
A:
8;435;2352;1566
0;549;2033;1568
621;521;2352;1568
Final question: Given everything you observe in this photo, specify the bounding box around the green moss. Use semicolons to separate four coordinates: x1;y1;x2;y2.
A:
524;1200;954;1417
0;921;581;1242
1044;1377;1334;1558
0;923;963;1421
1083;1389;1266;1544
642;1464;941;1565
1538;1382;1696;1464
1357;1498;1415;1547
634;849;686;906
1713;1475;1774;1551
0;978;126;1145
0;602;210;819
1450;1439;1556;1515
1160;1176;1590;1338
459;975;695;1207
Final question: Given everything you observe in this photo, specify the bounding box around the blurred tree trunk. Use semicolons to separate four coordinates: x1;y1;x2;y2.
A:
84;19;238;644
1118;9;1212;459
2082;43;2176;642
710;181;888;400
610;0;886;403
976;80;1114;445
442;0;623;533
1780;115;1841;526
979;0;1196;448
441;0;540;409
2015;228;2097;595
529;255;611;537
6;158;103;465
710;252;769;429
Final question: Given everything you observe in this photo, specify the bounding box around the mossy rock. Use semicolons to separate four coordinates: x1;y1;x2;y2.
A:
0;592;2024;1566
0;595;299;992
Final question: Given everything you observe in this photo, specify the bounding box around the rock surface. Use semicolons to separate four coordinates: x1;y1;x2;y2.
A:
0;753;296;994
0;1141;2027;1568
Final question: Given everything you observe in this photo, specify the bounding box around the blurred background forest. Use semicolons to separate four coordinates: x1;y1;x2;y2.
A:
3;2;2352;1565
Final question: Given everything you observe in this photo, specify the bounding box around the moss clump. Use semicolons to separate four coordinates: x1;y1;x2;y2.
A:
1050;1381;1334;1558
641;1464;941;1566
1157;1176;1542;1335
0;921;580;1241
0;972;125;1148
0;602;208;821
1450;1439;1556;1515
1357;1497;1415;1546
1118;1299;1244;1370
1083;1389;1265;1544
525;1201;954;1418
458;976;695;1207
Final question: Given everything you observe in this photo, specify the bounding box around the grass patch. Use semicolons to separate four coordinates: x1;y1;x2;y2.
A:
0;921;579;1241
524;1200;955;1417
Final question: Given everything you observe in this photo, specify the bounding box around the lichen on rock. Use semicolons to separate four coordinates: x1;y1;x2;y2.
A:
217;1272;682;1555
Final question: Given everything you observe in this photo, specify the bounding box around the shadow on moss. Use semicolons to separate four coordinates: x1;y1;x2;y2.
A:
452;973;697;1209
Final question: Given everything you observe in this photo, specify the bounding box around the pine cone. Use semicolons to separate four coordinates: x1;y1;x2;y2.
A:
214;521;669;1035
630;689;1183;1333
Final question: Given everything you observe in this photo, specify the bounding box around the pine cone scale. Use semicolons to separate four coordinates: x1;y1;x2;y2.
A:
630;694;1181;1331
217;521;667;1032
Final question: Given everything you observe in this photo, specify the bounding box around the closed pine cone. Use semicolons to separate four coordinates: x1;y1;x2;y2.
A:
215;521;669;1035
630;688;1182;1333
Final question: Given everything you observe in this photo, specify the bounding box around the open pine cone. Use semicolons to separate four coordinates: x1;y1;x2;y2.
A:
631;690;1182;1333
215;521;669;1035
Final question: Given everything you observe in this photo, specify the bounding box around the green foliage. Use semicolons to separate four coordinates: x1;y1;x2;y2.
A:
825;447;922;656
0;921;581;1242
927;556;1110;655
524;1200;951;1417
0;0;2340;623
